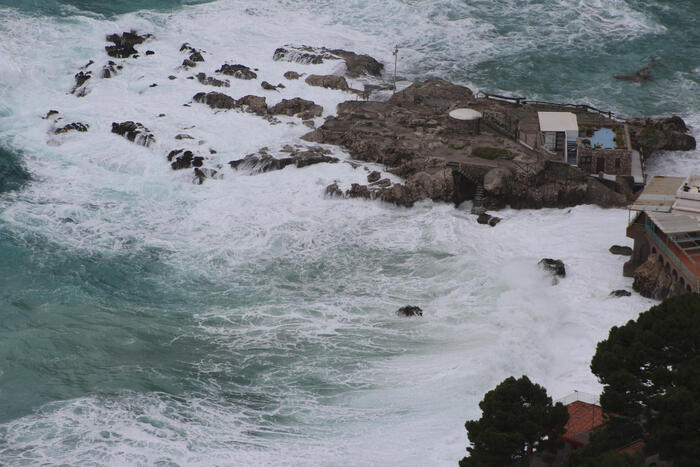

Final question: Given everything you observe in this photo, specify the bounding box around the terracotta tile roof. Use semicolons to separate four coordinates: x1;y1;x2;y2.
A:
563;401;605;444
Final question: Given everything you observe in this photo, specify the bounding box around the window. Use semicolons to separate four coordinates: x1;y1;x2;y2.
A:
615;158;621;169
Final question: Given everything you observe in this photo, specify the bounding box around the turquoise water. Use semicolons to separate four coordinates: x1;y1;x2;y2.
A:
0;0;697;464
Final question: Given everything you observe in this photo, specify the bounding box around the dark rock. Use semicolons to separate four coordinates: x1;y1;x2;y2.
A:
105;31;151;58
193;167;219;184
268;98;323;118
55;122;89;134
367;171;381;183
71;70;92;94
261;81;278;91
325;182;343;197
305;74;349;91
328;48;384;78
145;50;155;55
609;245;633;256
111;121;155;147
182;59;196;68
149;83;158;87
538;258;566;283
396;305;422;317
216;63;257;80
167;149;204;170
81;60;94;69
193;91;238;109
102;61;118;78
168;75;176;80
175;133;194;140
610;289;632;297
476;213;491;224
277;83;285;89
273;46;336;65
614;67;651;82
43;110;59;119
284;71;302;80
189;51;204;62
196;72;229;87
488;216;501;226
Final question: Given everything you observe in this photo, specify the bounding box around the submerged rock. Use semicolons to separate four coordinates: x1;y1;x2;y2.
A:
396;305;423;317
283;71;302;80
609;245;633;256
111;121;155;147
71;70;92;95
610;289;632;297
538;258;566;284
195;72;229;87
193;91;238;109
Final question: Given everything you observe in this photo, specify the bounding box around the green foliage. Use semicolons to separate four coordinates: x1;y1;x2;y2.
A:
590;293;700;464
471;147;513;160
565;417;644;466
460;375;569;467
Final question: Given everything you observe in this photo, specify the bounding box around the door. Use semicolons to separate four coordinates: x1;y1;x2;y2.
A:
596;157;605;173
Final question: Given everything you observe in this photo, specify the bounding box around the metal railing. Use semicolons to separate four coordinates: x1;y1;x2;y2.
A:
476;92;625;122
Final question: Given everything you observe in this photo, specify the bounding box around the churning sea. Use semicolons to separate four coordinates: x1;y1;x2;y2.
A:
0;0;698;465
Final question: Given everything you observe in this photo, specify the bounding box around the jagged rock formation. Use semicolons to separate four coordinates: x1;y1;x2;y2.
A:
54;122;89;134
192;91;267;116
167;149;204;170
229;147;338;173
305;74;350;91
195;72;229;87
180;43;204;68
273;45;383;77
111;121;155;147
396;305;423;317
105;31;152;58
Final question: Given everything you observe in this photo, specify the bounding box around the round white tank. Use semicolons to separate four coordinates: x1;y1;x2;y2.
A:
448;108;482;135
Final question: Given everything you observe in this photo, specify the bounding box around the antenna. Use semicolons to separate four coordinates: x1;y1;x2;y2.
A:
392;46;398;94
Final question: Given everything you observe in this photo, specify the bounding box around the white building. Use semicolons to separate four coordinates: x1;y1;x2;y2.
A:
538;111;579;165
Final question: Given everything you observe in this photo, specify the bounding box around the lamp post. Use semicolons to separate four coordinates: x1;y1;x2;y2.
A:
392;46;398;94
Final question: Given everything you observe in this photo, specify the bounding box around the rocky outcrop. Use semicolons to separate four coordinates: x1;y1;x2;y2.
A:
180;43;204;67
229;147;338;173
632;255;679;299
193;91;238;109
273;45;383;78
196;72;229;87
192;91;267;115
284;71;302;80
216;63;257;80
627;116;696;158
111;121;155;147
105;31;151;58
71;71;91;96
303;78;628;209
396;305;423;317
167;149;204;170
268;98;322;119
54;122;89;134
609;245;633;256
538;258;566;284
305;74;350;91
614;67;651;82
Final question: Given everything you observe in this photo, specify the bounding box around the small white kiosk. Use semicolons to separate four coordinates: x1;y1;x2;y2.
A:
538;111;579;164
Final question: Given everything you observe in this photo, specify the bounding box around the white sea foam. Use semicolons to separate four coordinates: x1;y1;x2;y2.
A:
0;0;697;466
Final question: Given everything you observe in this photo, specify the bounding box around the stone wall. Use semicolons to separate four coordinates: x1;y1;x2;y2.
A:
578;148;632;176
